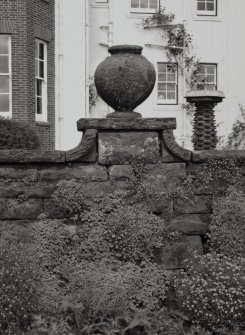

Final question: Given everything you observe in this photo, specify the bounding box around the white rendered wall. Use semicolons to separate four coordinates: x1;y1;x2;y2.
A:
55;0;86;150
89;0;245;149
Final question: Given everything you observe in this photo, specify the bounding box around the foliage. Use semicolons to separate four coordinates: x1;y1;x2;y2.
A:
175;253;245;330
226;104;245;149
78;199;168;264
69;259;170;335
141;7;200;89
0;240;39;334
189;158;245;195
51;179;88;215
89;76;98;110
209;186;245;258
30;219;78;311
0;117;40;150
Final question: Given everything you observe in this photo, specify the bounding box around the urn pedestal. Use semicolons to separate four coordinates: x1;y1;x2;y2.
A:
185;90;225;150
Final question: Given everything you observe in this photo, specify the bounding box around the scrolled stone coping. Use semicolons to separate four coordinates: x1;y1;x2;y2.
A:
77;118;177;131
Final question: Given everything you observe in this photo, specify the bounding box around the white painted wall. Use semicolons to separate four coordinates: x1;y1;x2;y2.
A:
55;0;87;150
56;0;245;150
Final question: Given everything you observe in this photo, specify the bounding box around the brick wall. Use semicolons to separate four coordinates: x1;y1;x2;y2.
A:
0;0;55;150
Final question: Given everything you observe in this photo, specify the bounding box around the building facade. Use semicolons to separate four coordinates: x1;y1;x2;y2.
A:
56;0;245;150
0;0;55;150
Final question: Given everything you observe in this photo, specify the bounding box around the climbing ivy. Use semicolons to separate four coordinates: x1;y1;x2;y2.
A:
142;7;201;89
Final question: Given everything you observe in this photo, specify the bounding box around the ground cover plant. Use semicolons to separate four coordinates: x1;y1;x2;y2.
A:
0;157;245;334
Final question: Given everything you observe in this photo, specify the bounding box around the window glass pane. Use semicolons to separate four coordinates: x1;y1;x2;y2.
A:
140;0;148;8
39;43;44;60
158;74;166;81
131;0;139;8
158;64;167;72
158;92;166;99
158;83;167;91
207;1;214;11
207;65;215;74
36;79;42;96
205;84;216;90
197;2;205;10
35;59;39;77
0;56;8;73
0;36;9;55
168;83;176;91
167;92;175;100
167;73;176;82
149;0;158;9
0;94;9;112
206;75;215;83
0;76;9;93
39;61;44;78
36;97;42;114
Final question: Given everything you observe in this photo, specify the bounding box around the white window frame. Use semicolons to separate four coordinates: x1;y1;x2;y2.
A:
95;0;108;3
130;0;159;14
196;63;217;91
35;39;48;122
197;0;217;16
0;35;12;117
157;63;178;105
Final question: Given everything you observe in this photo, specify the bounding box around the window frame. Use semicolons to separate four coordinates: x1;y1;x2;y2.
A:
157;62;178;105
196;63;217;91
35;39;48;122
0;35;12;117
130;0;160;14
197;0;217;16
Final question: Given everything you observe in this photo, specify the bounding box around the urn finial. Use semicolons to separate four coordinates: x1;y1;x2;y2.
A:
94;45;156;119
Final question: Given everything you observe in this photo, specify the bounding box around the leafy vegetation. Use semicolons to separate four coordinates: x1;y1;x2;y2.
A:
0;117;40;150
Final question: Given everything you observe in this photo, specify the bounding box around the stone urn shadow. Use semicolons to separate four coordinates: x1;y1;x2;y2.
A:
94;45;156;119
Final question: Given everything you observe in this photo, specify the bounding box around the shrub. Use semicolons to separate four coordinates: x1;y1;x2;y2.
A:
209;186;245;258
69;259;170;334
0;117;40;149
175;253;245;330
77;199;168;264
51;179;88;216
30;219;78;311
0;241;39;334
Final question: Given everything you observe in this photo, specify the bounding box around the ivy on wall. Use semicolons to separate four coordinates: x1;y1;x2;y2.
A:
141;7;201;89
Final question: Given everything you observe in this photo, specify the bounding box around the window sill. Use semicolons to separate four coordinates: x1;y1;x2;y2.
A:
193;15;222;22
154;104;182;111
91;1;109;8
125;13;156;19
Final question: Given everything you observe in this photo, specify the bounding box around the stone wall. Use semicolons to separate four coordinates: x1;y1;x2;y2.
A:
1;117;245;270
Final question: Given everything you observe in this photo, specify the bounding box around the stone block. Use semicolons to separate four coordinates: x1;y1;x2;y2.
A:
169;214;209;234
156;236;203;269
98;132;160;165
0;167;37;181
82;181;130;198
174;196;211;214
0;198;42;220
142;163;186;193
38;164;108;182
0;182;57;198
109;165;134;181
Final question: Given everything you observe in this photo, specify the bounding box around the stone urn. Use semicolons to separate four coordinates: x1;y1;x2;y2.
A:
94;45;156;118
